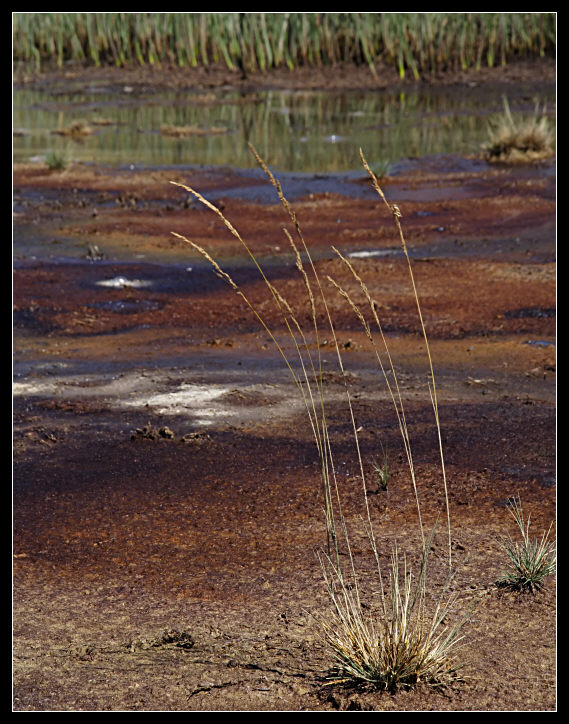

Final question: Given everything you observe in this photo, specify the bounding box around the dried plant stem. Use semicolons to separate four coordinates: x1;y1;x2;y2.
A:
359;148;452;568
248;144;376;598
170;147;466;691
327;251;424;551
170;176;357;570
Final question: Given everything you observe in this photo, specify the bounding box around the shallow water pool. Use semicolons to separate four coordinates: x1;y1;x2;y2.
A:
13;82;555;172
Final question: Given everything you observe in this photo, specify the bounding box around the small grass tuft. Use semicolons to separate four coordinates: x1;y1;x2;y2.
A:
45;151;67;171
483;96;554;164
371;444;390;491
368;159;391;181
496;495;556;593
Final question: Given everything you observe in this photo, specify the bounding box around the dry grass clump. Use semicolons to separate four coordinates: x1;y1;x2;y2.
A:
160;124;228;138
319;540;471;692
51;120;93;137
170;144;472;693
483;97;554;163
496;495;556;593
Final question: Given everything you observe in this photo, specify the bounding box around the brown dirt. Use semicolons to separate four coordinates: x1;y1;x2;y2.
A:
15;55;556;91
13;62;556;711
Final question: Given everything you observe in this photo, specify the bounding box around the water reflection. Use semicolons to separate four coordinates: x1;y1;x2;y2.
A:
13;85;555;172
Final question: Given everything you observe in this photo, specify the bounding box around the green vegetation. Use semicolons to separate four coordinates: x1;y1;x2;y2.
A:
45;150;67;170
169;144;470;691
368;159;392;181
13;13;555;77
372;450;390;492
496;496;556;593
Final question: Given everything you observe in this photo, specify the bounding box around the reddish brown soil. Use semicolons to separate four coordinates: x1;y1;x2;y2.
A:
13;62;556;712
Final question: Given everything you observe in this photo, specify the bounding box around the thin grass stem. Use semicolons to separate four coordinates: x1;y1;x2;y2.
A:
359;149;452;569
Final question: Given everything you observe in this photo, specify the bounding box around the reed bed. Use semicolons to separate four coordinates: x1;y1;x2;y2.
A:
169;144;474;691
14;13;555;77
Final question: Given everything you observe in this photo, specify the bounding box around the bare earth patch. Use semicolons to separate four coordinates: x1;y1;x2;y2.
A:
13;62;555;711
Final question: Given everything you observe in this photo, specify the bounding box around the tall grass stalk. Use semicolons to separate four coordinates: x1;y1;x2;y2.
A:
357;149;452;566
170;144;468;690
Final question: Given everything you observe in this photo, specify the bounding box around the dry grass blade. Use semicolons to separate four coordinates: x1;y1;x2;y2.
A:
247;143;378;576
358;149;452;569
170;180;346;563
326;255;424;548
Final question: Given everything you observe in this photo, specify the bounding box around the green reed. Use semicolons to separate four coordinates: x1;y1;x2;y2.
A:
13;13;555;76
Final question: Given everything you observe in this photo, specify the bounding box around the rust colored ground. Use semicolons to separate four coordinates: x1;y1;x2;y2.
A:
13;62;556;712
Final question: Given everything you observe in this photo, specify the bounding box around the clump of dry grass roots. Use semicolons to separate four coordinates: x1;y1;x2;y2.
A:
170;144;475;693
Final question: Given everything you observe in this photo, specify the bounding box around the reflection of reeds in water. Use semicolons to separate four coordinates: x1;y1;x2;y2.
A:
171;144;472;691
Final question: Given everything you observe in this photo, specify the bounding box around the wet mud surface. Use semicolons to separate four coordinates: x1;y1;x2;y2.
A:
13;64;556;711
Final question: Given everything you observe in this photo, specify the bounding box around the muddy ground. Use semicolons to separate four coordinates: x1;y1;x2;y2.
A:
13;61;556;711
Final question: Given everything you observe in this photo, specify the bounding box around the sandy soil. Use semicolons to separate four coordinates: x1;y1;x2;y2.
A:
13;61;556;711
